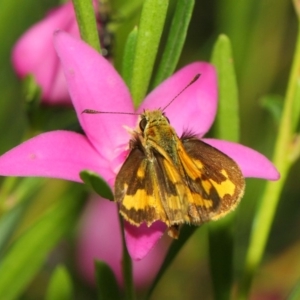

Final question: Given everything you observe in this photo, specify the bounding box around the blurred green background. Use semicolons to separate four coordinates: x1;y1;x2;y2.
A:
0;0;299;299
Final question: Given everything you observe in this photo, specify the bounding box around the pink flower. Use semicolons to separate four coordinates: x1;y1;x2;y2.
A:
0;32;279;260
76;195;170;288
12;1;79;105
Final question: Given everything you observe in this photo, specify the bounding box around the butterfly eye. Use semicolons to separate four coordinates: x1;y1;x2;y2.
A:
165;117;170;123
139;118;147;131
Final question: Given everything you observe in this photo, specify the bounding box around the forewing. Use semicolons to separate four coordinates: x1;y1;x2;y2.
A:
114;146;168;226
179;136;245;223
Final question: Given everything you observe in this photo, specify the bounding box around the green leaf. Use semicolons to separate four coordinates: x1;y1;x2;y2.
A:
146;225;196;298
46;265;73;300
152;0;195;88
0;197;33;255
72;0;101;52
211;34;240;142
0;185;83;300
122;27;138;88
208;34;240;300
130;0;169;106
260;94;284;124
0;178;46;254
80;170;114;200
95;260;120;300
110;0;143;73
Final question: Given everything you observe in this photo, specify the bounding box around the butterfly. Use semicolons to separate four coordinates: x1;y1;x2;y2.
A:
84;74;245;238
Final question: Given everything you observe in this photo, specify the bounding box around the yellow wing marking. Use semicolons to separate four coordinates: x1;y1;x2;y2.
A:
209;169;236;198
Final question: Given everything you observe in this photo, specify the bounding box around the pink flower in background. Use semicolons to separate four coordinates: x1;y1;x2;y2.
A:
77;196;170;288
0;32;279;260
12;1;81;105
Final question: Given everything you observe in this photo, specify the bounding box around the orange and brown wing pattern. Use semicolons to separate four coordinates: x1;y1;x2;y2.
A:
114;134;245;231
115;138;191;228
115;147;166;226
180;136;245;222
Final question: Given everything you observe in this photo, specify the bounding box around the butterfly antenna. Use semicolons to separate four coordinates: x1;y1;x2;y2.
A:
81;109;139;115
162;73;201;112
82;74;200;115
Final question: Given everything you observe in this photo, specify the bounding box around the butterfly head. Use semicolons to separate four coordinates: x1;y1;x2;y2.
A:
139;110;170;132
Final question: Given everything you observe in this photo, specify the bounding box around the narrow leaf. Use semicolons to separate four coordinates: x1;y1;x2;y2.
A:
0;198;31;255
0;185;83;300
130;0;169;106
152;0;195;88
122;27;138;88
211;34;240;142
208;34;240;300
0;178;46;254
72;0;101;52
80;170;114;200
95;260;120;300
46;265;73;300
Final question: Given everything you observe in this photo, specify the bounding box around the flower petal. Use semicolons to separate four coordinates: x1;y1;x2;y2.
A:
139;62;217;137
12;2;79;105
0;131;113;183
76;196;170;288
54;31;136;161
124;221;167;260
203;138;280;180
77;198;123;285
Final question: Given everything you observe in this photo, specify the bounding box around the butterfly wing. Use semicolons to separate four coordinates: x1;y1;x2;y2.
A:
179;136;245;223
114;138;193;228
114;144;170;226
114;135;244;232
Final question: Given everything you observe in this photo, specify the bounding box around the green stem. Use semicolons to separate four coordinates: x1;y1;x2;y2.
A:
72;0;101;52
119;216;135;300
238;23;300;298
